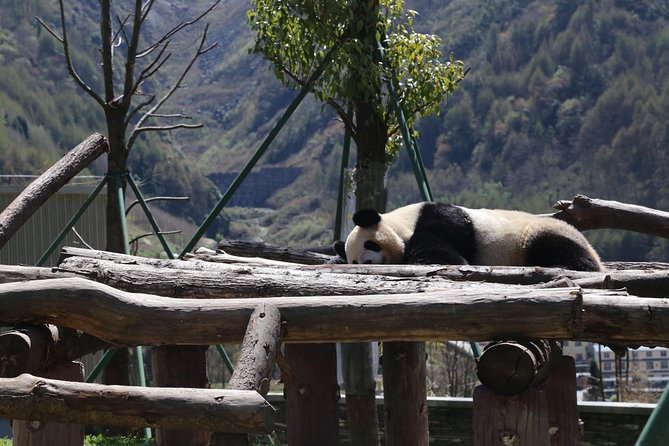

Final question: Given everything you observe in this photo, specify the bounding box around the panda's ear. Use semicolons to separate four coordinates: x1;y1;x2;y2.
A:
353;209;381;227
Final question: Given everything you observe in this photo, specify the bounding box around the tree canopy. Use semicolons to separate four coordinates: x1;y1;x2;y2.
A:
247;0;464;162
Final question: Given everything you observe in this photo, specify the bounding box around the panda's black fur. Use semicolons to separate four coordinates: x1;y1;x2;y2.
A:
334;202;603;271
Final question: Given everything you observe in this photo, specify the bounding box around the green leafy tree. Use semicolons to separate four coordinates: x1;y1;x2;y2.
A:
248;0;464;210
247;2;463;444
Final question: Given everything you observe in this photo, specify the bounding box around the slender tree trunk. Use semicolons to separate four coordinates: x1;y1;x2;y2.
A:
104;107;129;255
343;2;387;444
102;106;133;418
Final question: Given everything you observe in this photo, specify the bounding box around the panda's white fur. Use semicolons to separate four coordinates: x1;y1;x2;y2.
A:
340;202;603;271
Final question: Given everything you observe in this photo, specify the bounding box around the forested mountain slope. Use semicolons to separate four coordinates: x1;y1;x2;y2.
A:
1;0;668;260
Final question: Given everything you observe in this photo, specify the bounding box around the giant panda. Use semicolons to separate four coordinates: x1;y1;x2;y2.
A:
334;202;603;271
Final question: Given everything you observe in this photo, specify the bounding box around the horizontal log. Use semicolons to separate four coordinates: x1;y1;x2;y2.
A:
552;195;669;238
213;241;335;264
55;253;506;298
0;264;76;283
0;374;273;433
0;278;666;346
57;248;669;298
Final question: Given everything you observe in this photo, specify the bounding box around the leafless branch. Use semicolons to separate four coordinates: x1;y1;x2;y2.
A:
71;227;94;250
151;113;192;119
121;0;147;109
132;123;204;136
327;99;357;134
112;11;132;46
137;0;220;56
36;0;105;107
126;196;189;215
127;25;217;149
129;230;182;246
125;94;156;128
128;43;173;103
34;17;63;43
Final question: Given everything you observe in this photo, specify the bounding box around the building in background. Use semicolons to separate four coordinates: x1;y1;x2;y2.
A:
0;175;106;266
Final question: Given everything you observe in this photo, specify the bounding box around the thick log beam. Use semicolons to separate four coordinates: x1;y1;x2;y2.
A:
0;325;106;377
0;133;108;250
552;194;669;238
57;248;669;298
0;374;273;433
0;278;667;346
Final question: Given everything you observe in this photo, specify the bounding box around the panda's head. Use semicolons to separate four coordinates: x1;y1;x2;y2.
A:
334;208;406;264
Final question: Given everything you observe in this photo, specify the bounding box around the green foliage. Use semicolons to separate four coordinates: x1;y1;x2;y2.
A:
247;0;464;161
84;434;155;446
3;0;669;264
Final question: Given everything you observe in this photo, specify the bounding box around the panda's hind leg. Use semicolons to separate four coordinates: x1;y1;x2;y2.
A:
524;230;602;272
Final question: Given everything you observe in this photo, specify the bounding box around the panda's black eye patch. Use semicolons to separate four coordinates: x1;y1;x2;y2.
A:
364;241;381;252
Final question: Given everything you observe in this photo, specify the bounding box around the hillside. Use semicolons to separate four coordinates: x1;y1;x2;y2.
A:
1;0;669;260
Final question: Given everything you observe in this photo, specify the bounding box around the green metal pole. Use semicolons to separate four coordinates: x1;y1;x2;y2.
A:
377;37;432;202
410;134;433;200
216;344;235;376
135;345;152;440
85;348;118;383
179;45;340;258
113;171;131;255
378;38;480;357
126;174;175;259
113;171;152;439
36;176;108;266
635;382;669;445
334;105;353;241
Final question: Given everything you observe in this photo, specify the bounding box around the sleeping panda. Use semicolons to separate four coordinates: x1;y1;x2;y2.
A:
334;202;603;271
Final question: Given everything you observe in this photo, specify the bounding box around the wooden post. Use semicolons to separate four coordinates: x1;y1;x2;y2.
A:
342;342;380;446
545;356;580;445
212;303;282;446
473;385;550;446
152;345;211;446
382;341;428;446
12;361;85;446
284;343;339;445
